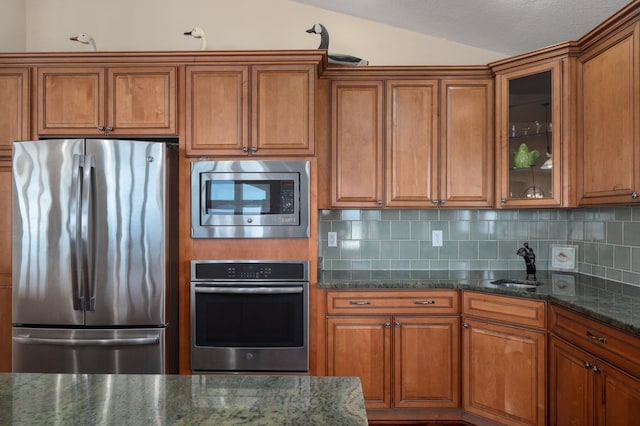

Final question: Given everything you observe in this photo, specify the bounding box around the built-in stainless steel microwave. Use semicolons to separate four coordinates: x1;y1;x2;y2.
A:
191;160;310;238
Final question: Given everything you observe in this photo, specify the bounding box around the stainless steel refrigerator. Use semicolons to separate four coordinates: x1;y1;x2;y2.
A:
12;139;178;374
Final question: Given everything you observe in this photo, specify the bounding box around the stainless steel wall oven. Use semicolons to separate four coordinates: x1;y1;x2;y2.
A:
190;260;309;373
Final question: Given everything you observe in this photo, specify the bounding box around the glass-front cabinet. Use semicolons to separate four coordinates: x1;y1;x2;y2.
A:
495;60;565;207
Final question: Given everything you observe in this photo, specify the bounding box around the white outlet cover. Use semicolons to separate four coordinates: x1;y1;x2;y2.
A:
432;230;443;247
328;231;338;247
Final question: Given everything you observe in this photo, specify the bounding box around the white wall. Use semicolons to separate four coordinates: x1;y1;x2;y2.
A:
0;0;26;52
19;0;505;65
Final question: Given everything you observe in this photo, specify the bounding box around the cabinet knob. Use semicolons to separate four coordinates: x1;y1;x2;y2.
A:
384;322;391;329
241;146;249;153
462;323;469;329
97;126;104;131
251;146;257;153
106;126;113;133
500;198;506;204
440;199;447;205
632;192;639;199
377;200;383;206
394;321;401;328
433;200;439;205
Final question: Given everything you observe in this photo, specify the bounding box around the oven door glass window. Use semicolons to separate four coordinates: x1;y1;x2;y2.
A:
195;288;304;348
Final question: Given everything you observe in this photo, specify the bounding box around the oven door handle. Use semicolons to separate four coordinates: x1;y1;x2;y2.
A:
195;286;304;295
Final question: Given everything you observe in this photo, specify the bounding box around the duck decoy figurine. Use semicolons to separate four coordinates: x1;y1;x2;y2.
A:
306;23;368;66
184;27;207;50
69;33;96;51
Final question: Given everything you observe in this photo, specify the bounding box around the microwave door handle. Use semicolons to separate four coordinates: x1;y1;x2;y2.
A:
195;286;304;295
70;155;84;310
80;154;96;311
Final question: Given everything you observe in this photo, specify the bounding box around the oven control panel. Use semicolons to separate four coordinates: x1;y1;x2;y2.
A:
192;260;308;281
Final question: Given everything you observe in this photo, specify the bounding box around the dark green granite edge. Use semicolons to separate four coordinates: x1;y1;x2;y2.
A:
318;270;640;337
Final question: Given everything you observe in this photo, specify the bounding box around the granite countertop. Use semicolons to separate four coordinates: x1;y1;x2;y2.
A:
318;270;640;336
0;373;368;425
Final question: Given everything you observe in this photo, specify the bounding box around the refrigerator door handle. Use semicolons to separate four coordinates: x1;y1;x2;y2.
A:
80;154;96;311
70;154;85;311
13;335;160;347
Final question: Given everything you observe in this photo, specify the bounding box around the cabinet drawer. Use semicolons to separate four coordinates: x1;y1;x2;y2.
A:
549;304;640;378
326;290;458;315
462;291;546;329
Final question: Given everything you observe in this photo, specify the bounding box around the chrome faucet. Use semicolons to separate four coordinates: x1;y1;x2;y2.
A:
516;242;536;281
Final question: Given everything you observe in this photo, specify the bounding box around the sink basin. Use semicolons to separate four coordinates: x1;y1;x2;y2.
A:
490;278;543;289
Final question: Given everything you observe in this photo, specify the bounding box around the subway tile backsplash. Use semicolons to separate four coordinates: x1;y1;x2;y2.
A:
318;206;640;287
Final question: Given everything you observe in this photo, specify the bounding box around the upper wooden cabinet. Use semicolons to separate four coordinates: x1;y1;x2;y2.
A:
330;76;493;208
37;66;177;137
0;68;29;157
493;56;575;208
577;23;640;205
186;63;316;157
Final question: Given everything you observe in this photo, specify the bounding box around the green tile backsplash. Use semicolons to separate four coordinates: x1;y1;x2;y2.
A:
318;206;640;287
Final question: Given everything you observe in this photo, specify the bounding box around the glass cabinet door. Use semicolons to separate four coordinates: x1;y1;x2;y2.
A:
497;61;562;207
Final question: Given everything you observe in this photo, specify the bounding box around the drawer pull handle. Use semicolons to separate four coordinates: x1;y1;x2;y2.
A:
586;331;607;344
414;300;436;305
349;301;371;305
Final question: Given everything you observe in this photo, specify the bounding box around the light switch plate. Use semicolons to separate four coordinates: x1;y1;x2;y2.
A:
432;230;443;247
328;232;338;247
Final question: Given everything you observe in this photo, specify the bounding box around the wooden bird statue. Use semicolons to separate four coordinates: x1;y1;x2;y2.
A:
306;23;368;66
69;33;96;51
184;27;207;50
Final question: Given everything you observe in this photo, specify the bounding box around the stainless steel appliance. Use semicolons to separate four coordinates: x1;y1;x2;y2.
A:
190;260;309;373
12;139;178;374
191;160;310;239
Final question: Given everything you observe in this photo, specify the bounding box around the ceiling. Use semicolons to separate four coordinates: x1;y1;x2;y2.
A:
293;0;632;55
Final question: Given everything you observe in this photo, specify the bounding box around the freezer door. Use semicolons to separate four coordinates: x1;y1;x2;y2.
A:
12;327;165;374
85;140;167;326
12;139;86;326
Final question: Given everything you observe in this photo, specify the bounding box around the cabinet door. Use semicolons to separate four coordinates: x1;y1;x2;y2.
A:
185;65;249;156
384;80;438;207
0;68;29;157
440;79;493;207
496;61;563;207
549;336;595;426
252;64;315;155
326;316;392;409
462;317;546;426
597;361;640;426
577;25;640;204
37;67;105;136
107;66;177;136
0;159;12;372
394;316;460;408
331;80;384;207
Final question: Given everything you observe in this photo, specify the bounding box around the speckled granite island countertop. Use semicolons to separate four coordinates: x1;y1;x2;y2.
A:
319;270;640;336
0;373;368;425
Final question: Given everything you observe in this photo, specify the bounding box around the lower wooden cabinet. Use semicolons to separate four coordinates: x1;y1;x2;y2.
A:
325;290;460;411
549;305;640;426
0;159;11;372
461;291;546;426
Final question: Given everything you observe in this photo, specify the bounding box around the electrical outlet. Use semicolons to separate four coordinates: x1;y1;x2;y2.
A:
432;230;443;247
328;232;338;247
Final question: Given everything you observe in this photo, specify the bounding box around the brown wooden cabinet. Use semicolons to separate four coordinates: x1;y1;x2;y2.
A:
549;304;640;426
0;68;29;157
461;291;546;426
493;57;572;208
326;290;460;411
331;77;493;208
185;63;316;156
0;159;12;372
37;66;176;136
577;23;640;205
